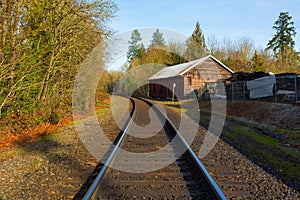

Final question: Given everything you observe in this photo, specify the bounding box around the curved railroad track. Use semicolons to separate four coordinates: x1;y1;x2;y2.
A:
74;97;226;200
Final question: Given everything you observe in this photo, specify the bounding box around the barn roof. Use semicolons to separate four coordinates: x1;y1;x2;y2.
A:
148;55;234;80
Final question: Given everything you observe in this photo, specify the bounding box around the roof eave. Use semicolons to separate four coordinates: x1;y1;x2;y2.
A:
148;55;234;80
209;55;234;73
178;56;208;76
148;75;183;81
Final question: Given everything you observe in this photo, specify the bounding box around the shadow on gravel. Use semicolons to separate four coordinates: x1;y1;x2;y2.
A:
198;111;300;193
163;121;218;200
19;136;88;179
0;131;95;198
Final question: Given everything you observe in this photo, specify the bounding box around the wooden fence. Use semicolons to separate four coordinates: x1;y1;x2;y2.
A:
224;75;300;103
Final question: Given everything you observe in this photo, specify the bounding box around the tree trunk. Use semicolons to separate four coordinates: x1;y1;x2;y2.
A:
0;0;9;61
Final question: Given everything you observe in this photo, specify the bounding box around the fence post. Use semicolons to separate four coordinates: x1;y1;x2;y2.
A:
232;82;234;101
295;76;298;103
274;78;277;102
243;81;246;101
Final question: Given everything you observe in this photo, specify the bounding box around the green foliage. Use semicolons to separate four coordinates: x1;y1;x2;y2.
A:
125;29;185;97
98;70;124;93
150;29;166;48
49;112;59;125
266;12;296;59
266;12;299;72
123;15;300;100
167;41;186;64
123;76;137;96
127;29;186;69
0;0;116;132
127;29;143;62
251;50;266;72
184;21;208;60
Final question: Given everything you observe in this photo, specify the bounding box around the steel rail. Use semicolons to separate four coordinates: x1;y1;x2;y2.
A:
82;96;226;199
138;97;227;200
82;98;136;200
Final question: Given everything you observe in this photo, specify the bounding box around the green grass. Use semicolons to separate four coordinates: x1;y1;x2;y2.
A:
70;107;110;125
95;107;109;115
232;125;279;147
16;147;31;155
224;124;299;183
278;145;300;159
160;100;300;187
37;133;59;141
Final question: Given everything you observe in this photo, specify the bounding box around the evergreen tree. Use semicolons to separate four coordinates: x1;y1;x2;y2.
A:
138;43;146;59
184;21;208;60
127;29;143;62
251;51;266;72
150;29;166;47
266;12;296;63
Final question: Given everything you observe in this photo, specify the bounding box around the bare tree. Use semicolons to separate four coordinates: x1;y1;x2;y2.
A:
0;0;116;132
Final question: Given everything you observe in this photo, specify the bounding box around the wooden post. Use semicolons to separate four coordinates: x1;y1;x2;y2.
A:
295;76;298;103
274;78;277;102
243;81;246;100
172;83;176;102
231;82;234;101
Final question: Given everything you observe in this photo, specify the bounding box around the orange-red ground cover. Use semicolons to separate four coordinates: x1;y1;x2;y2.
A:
0;97;111;152
0;116;73;151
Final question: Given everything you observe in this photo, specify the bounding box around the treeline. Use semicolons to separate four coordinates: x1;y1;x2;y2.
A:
127;29;187;69
1;4;299;134
103;12;299;98
125;12;299;74
0;0;116;132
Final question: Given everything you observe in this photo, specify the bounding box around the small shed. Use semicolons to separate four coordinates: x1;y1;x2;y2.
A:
148;55;234;99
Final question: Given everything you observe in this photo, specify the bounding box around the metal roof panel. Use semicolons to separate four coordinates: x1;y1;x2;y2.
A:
148;55;234;80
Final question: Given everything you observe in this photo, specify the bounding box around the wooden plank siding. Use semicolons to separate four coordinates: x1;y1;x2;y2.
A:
181;57;232;97
149;76;184;99
183;68;206;96
194;57;232;82
148;56;233;99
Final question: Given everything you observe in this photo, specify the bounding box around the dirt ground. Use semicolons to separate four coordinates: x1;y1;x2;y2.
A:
226;101;300;131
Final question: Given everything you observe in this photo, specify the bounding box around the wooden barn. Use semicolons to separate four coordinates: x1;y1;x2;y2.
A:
148;55;234;99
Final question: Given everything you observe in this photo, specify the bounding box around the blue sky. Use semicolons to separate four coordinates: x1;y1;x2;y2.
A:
110;0;300;50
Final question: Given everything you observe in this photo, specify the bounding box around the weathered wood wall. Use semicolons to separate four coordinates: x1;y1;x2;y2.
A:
183;57;232;96
149;76;184;99
149;57;233;99
194;57;232;82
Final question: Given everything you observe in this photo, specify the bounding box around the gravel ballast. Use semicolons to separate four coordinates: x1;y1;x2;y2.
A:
0;96;129;199
152;99;299;199
0;125;98;199
1;96;299;199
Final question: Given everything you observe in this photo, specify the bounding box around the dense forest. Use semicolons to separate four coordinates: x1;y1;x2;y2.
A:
0;0;299;135
0;0;116;133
